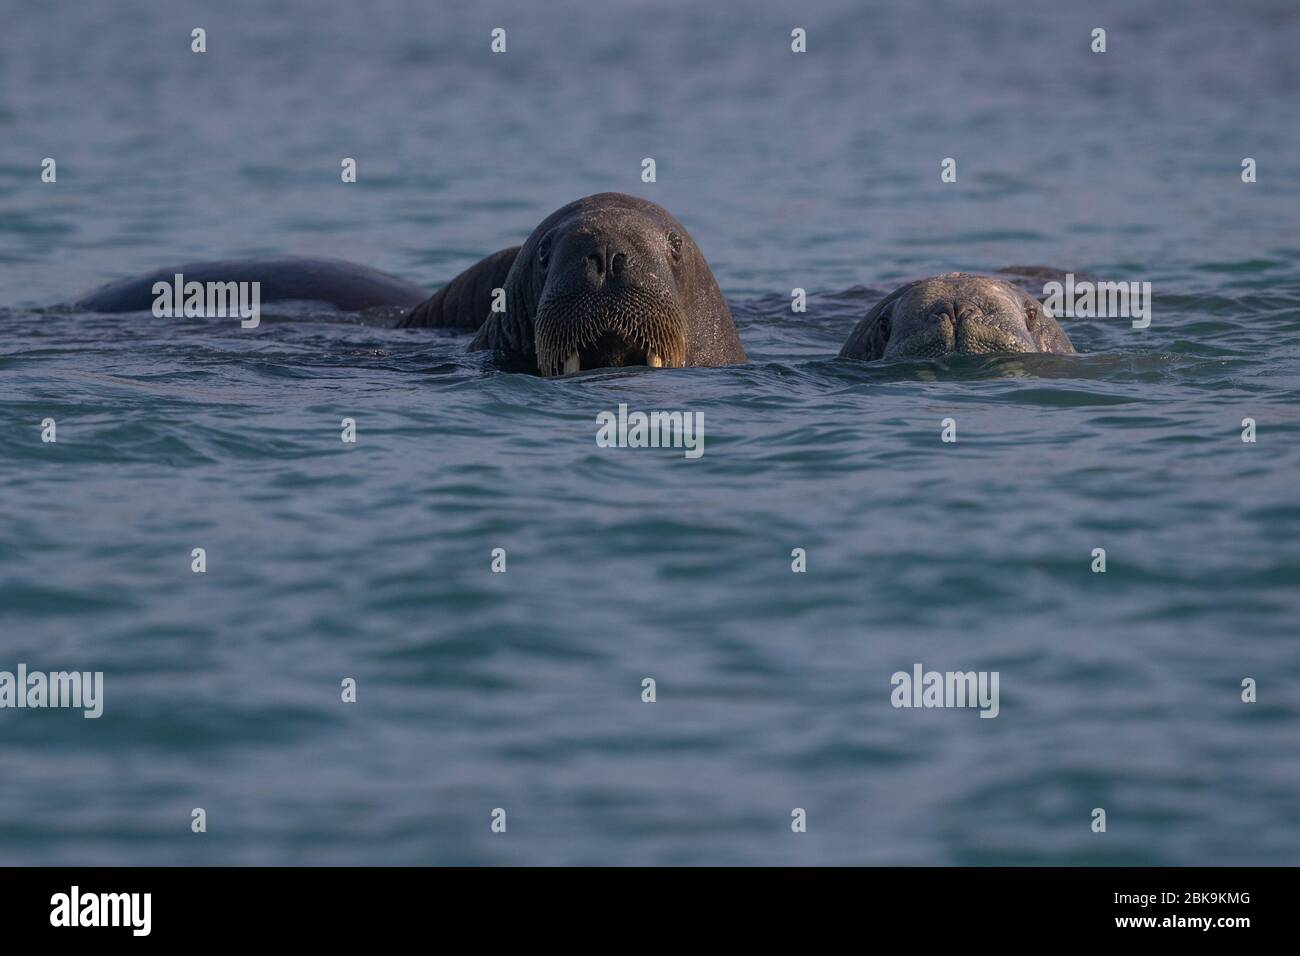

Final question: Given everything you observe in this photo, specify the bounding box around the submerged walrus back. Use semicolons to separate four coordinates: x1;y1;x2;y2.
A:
399;247;520;331
75;257;430;313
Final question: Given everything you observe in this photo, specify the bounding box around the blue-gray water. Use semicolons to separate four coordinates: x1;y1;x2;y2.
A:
2;0;1298;865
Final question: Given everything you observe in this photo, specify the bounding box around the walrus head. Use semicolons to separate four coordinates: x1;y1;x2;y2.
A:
839;274;1075;361
470;193;744;375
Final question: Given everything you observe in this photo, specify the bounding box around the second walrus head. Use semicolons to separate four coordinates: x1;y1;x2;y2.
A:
452;193;745;375
839;273;1075;361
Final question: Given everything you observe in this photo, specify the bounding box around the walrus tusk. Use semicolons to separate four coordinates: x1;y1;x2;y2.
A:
646;350;663;368
563;351;581;374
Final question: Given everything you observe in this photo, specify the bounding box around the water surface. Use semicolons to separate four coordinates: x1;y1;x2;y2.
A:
1;0;1298;864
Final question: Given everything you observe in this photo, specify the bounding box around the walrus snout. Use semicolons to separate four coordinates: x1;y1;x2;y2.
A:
532;221;690;375
534;284;687;376
883;305;1035;358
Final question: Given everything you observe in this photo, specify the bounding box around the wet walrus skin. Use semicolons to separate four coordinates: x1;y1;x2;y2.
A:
400;192;747;376
74;256;430;314
838;273;1075;361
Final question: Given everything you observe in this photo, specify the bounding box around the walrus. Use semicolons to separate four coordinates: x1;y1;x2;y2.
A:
400;192;746;375
74;192;747;377
838;273;1075;361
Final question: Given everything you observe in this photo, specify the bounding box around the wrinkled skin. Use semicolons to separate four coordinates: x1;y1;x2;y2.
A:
401;192;746;376
839;273;1075;361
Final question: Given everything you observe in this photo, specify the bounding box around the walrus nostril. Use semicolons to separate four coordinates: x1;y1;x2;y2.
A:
610;252;626;276
587;252;604;277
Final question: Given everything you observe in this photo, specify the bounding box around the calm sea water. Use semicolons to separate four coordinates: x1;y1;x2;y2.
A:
2;0;1298;865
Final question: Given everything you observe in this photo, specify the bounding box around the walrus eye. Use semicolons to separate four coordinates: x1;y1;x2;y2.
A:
667;232;683;263
1025;306;1038;332
537;236;552;270
878;315;891;340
